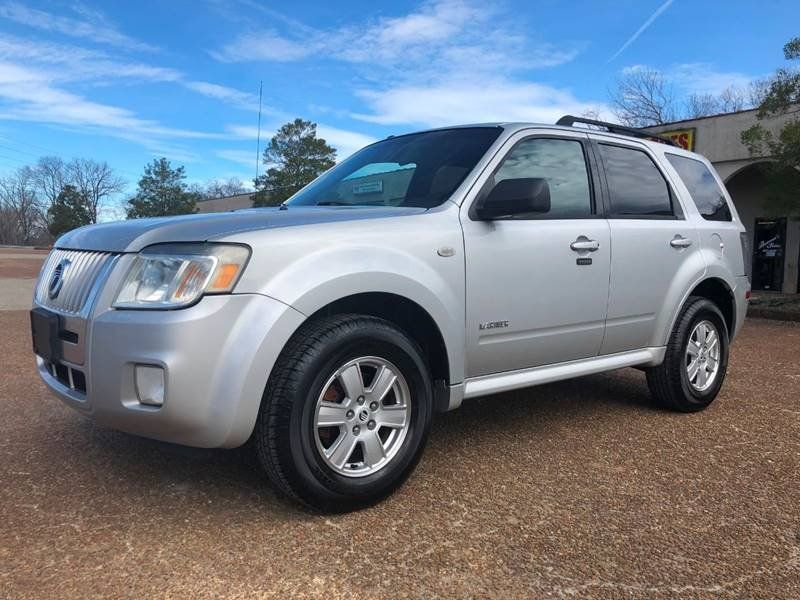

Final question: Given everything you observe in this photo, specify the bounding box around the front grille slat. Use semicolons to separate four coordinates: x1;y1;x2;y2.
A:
60;251;83;310
35;249;116;314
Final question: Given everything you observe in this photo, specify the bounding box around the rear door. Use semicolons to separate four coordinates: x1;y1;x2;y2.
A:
461;130;611;377
594;138;701;354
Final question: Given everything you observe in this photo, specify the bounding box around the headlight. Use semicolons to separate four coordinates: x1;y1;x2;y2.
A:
113;243;250;309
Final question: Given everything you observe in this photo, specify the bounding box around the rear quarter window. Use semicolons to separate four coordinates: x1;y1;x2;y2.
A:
666;154;732;222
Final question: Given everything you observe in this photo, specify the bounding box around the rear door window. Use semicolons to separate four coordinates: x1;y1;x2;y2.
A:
598;144;674;217
666;154;732;221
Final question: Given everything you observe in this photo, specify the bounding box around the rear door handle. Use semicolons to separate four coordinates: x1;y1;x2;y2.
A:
670;236;693;249
570;238;600;252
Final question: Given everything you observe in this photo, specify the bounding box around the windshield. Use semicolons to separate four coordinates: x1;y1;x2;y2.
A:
286;127;501;208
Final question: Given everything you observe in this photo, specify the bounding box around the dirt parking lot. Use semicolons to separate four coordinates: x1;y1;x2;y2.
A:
1;252;799;598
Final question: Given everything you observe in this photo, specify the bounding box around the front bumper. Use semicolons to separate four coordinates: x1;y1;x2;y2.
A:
36;293;305;448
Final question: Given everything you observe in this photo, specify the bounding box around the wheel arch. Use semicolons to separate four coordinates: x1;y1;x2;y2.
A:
688;277;736;337
302;292;452;412
660;275;737;350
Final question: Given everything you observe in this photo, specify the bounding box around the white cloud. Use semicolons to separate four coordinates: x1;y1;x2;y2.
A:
211;1;598;131
227;124;260;139
183;81;260;111
0;34;263;118
0;1;158;52
217;149;258;169
0;61;225;145
212;0;578;75
622;62;757;97
212;30;315;62
609;0;674;62
352;80;610;128
0;35;180;83
226;123;376;160
315;125;376;159
667;63;755;97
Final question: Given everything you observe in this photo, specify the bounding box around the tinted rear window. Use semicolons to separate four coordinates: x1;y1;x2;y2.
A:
599;144;673;217
666;154;731;221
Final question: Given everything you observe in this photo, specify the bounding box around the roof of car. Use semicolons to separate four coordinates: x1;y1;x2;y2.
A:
400;120;675;147
380;119;709;162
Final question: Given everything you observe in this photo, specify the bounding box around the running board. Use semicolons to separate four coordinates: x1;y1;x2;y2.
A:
462;347;666;400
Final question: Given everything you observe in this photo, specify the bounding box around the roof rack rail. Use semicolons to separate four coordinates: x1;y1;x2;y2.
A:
555;115;680;147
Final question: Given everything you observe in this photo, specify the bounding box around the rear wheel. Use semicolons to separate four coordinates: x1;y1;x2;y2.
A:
646;296;729;412
254;314;433;512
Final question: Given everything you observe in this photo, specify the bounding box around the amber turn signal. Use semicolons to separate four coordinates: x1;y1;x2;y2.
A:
209;263;241;292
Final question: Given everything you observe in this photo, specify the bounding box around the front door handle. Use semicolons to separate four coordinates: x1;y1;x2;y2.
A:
570;237;600;252
670;236;693;249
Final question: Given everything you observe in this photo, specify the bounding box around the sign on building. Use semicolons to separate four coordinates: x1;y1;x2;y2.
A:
659;128;695;151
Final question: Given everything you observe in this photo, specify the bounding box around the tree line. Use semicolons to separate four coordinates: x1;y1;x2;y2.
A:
0;157;124;245
609;35;799;215
0;156;249;244
0;118;336;244
609;67;766;128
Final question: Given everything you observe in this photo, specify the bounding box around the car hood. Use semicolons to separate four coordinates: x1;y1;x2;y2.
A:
55;206;428;252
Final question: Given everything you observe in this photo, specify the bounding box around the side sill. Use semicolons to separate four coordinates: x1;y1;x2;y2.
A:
462;347;666;400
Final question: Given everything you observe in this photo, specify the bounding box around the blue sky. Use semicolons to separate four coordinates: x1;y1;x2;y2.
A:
0;0;797;201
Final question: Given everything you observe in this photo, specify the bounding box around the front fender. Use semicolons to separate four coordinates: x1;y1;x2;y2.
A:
227;214;466;385
270;246;465;384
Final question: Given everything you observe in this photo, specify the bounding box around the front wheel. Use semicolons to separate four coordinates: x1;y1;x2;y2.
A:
253;314;433;512
646;296;730;412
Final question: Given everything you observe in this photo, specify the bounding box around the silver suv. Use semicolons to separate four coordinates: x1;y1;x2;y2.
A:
31;117;750;511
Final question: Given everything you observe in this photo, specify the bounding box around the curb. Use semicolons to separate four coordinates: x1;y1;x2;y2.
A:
747;308;800;322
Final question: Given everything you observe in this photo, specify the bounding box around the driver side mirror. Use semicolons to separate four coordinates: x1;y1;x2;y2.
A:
475;177;551;220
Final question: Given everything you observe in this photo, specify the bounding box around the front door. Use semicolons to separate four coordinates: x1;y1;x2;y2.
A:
461;132;611;377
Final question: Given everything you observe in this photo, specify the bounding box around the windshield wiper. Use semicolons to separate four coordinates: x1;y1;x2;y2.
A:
315;201;353;206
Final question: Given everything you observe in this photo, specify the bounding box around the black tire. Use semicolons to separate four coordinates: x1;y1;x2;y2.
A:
646;296;729;412
253;314;433;512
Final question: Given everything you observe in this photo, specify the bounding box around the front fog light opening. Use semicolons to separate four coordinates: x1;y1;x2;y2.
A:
135;364;165;407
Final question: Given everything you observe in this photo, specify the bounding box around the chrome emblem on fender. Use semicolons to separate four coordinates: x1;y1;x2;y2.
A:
48;258;71;300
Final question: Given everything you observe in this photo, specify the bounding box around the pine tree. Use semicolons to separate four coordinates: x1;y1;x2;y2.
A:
126;158;199;218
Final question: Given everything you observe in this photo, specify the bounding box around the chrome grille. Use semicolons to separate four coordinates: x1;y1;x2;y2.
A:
35;249;116;314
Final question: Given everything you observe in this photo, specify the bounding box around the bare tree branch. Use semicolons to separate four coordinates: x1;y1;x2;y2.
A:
718;86;746;113
686;93;720;119
610;67;676;127
0;167;46;245
32;156;67;207
67;159;125;223
203;177;248;198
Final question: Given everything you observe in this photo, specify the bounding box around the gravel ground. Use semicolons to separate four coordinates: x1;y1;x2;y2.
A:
0;279;37;310
1;252;799;598
1;308;799;599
